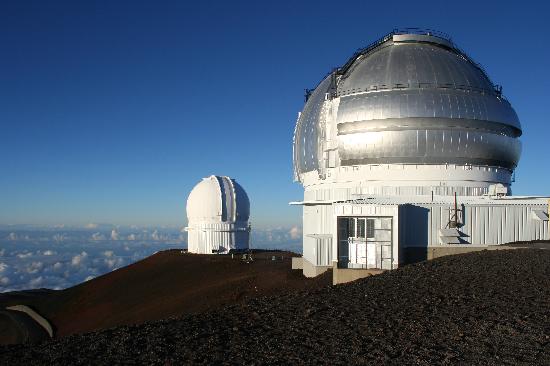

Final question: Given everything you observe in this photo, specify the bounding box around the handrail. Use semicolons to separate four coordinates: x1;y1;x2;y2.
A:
334;82;505;100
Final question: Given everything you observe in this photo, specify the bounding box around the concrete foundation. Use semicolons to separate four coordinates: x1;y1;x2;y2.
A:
302;258;330;278
332;261;385;285
299;245;538;285
291;257;303;270
404;245;525;264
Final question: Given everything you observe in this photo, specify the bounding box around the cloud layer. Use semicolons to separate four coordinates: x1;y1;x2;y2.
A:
0;236;183;293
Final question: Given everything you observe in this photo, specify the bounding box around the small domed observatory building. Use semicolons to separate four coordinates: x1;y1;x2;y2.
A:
292;29;549;280
186;175;251;254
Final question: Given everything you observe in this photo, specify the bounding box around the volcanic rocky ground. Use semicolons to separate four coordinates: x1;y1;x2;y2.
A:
1;248;549;365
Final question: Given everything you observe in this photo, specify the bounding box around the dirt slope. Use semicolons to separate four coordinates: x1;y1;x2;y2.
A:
0;250;331;338
1;249;548;365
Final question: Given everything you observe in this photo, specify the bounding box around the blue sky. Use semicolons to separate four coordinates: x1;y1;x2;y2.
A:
1;0;549;228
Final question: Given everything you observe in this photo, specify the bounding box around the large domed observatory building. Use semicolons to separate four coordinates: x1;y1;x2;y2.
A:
292;29;549;279
186;175;251;254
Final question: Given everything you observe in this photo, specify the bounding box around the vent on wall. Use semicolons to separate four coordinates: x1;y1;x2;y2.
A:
532;210;549;221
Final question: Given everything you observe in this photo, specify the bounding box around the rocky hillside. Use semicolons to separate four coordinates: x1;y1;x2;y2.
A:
1;248;548;365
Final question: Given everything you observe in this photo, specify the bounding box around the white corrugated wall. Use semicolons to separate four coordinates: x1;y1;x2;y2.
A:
417;203;549;246
187;222;249;254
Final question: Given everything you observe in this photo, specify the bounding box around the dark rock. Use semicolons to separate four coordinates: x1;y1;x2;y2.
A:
1;249;549;365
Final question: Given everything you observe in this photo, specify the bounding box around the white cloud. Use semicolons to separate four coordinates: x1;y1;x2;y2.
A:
17;252;32;259
26;261;44;274
289;226;301;240
91;232;106;241
53;262;63;270
110;229;119;240
0;263;8;273
127;234;136;241
71;252;88;266
85;223;98;229
84;275;95;282
103;250;114;258
53;233;66;242
7;232;17;241
0;276;10;285
104;258;116;268
43;250;56;256
104;257;124;269
151;230;160;241
29;276;44;287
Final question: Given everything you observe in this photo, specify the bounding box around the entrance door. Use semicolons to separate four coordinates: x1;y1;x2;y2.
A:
349;218;366;265
337;217;367;268
337;217;353;267
337;216;393;269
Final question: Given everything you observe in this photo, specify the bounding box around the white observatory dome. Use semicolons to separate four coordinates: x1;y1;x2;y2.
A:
186;175;250;254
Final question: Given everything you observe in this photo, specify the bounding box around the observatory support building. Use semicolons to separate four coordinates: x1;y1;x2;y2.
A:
186;175;251;254
292;30;549;280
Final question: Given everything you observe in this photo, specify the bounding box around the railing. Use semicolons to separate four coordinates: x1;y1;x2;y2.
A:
305;27;506;102
392;28;502;98
335;82;499;98
392;27;453;42
336;31;395;76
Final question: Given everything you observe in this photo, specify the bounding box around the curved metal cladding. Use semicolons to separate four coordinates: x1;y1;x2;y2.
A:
293;75;333;177
187;175;250;224
229;178;250;222
293;33;522;176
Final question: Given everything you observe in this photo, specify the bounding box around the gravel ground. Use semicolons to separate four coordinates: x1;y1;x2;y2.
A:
1;249;549;365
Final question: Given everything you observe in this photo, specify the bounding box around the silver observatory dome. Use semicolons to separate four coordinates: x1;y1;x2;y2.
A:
293;29;522;188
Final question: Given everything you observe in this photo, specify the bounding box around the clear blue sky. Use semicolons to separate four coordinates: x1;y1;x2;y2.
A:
1;0;549;227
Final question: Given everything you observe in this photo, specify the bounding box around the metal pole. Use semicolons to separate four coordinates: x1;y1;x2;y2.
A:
454;192;458;228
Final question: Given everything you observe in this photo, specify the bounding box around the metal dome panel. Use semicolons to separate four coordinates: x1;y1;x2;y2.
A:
336;89;521;131
186;175;250;223
338;129;521;169
338;43;495;94
292;31;523;177
293;75;333;176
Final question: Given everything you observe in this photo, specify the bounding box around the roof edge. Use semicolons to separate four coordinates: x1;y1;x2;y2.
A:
392;34;453;48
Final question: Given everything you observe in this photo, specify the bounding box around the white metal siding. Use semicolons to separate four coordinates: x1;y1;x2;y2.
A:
403;203;549;246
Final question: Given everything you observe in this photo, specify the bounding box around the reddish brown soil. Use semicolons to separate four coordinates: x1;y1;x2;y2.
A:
1;249;548;365
0;250;331;337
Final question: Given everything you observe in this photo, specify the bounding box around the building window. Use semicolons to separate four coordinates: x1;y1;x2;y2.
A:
347;218;355;238
366;219;375;239
357;219;366;238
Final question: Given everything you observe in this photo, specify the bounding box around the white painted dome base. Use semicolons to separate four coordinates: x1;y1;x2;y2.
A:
301;163;512;198
187;222;250;254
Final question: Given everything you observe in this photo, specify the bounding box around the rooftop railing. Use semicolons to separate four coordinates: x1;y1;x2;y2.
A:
304;28;503;102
